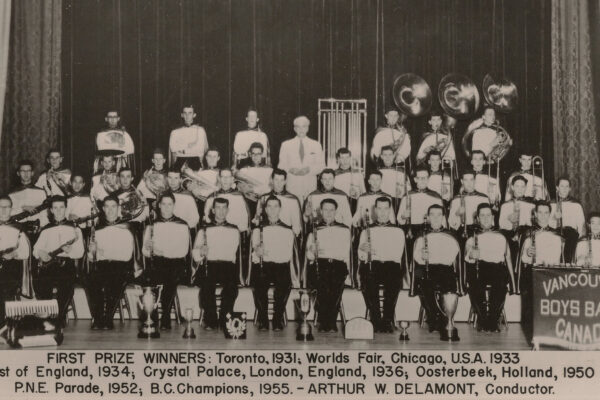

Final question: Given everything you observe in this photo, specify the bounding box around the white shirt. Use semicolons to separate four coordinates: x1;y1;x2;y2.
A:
352;193;396;227
94;224;134;262
471;125;498;157
397;191;445;226
520;229;563;265
575;239;600;267
0;224;30;260
413;231;460;265
334;170;366;199
278;136;325;203
371;126;411;163
33;224;84;259
358;224;405;263
251;224;295;264
173;191;200;228
498;199;535;231
143;220;190;259
66;195;95;228
169;125;209;158
448;193;489;229
233;129;269;164
305;190;352;227
468;172;500;205
204;191;249;232
549;199;585;236
464;231;509;264
9;186;48;226
379;167;411;198
256;192;302;236
427;173;452;201
305;224;351;264
193;224;240;263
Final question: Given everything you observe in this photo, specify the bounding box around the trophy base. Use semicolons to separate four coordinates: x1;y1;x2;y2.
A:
138;329;160;339
183;329;196;339
399;332;410;341
440;327;460;342
296;323;314;341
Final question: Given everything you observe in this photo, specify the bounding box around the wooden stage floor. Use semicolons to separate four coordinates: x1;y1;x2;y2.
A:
1;320;531;350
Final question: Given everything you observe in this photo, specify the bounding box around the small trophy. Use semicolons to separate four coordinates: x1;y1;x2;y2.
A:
398;321;410;341
182;308;196;339
137;285;163;339
296;290;314;341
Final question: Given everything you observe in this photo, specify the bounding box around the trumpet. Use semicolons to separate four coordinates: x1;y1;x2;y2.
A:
532;156;545;199
487;161;500;210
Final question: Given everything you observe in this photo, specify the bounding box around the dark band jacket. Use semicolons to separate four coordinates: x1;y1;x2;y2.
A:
0;223;32;297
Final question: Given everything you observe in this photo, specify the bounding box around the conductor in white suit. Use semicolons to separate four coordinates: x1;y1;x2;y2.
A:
278;116;325;204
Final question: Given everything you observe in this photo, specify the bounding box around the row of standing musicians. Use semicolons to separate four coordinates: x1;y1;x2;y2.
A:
0;107;594;341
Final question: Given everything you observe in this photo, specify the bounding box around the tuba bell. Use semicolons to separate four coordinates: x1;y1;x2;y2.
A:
47;168;72;196
438;73;480;119
119;189;147;221
393;73;433;117
181;166;220;201
143;170;169;198
482;74;518;113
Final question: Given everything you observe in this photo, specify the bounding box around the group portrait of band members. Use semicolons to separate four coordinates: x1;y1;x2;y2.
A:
1;101;598;345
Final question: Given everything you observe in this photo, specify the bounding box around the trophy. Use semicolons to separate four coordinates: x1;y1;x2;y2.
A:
439;292;459;342
137;285;163;339
296;290;314;341
182;308;196;339
398;321;410;341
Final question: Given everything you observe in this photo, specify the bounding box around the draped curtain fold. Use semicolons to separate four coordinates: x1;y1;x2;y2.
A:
61;0;551;188
0;0;10;152
0;0;61;192
551;0;600;213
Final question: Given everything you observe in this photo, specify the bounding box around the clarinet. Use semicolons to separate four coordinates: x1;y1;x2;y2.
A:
588;223;593;268
258;214;264;271
202;225;209;278
461;194;468;238
473;230;480;280
423;216;430;280
512;199;520;231
557;195;563;234
364;209;373;272
530;224;537;266
311;209;319;276
406;188;413;239
89;206;97;275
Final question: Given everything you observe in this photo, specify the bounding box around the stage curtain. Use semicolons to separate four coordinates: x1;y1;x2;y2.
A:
0;0;61;192
61;0;551;192
551;0;600;213
0;0;10;153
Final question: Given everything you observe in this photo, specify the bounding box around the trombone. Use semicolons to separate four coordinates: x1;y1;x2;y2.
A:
441;159;454;202
531;156;545;200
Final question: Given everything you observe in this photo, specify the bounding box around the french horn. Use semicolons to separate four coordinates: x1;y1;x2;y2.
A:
181;166;220;201
119;189;147;221
392;73;432;117
48;168;72;196
143;170;169;198
438;73;480;119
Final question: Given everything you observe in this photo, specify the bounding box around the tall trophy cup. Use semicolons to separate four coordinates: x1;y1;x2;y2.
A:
439;292;460;341
296;290;314;341
398;321;410;341
137;285;163;339
182;308;196;339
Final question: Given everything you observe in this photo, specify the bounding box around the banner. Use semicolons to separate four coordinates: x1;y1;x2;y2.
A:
533;267;600;350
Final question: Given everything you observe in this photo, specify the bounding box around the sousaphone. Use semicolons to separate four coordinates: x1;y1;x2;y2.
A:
438;73;480;119
393;73;432;117
482;74;518;113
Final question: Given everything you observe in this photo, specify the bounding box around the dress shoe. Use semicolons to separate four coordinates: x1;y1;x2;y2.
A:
103;319;114;330
160;320;172;330
91;319;103;330
381;320;395;333
328;323;338;333
257;321;269;331
272;321;284;331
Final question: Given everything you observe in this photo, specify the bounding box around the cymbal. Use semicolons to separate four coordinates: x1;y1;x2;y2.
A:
392;73;432;117
482;74;518;113
438;73;480;119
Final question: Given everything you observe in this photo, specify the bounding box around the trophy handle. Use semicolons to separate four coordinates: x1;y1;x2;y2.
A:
155;285;164;309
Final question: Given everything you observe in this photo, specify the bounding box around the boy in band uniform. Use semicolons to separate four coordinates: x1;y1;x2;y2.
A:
142;193;192;330
249;196;299;331
357;197;406;332
464;203;516;332
305;199;351;333
193;198;241;330
33;196;85;324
